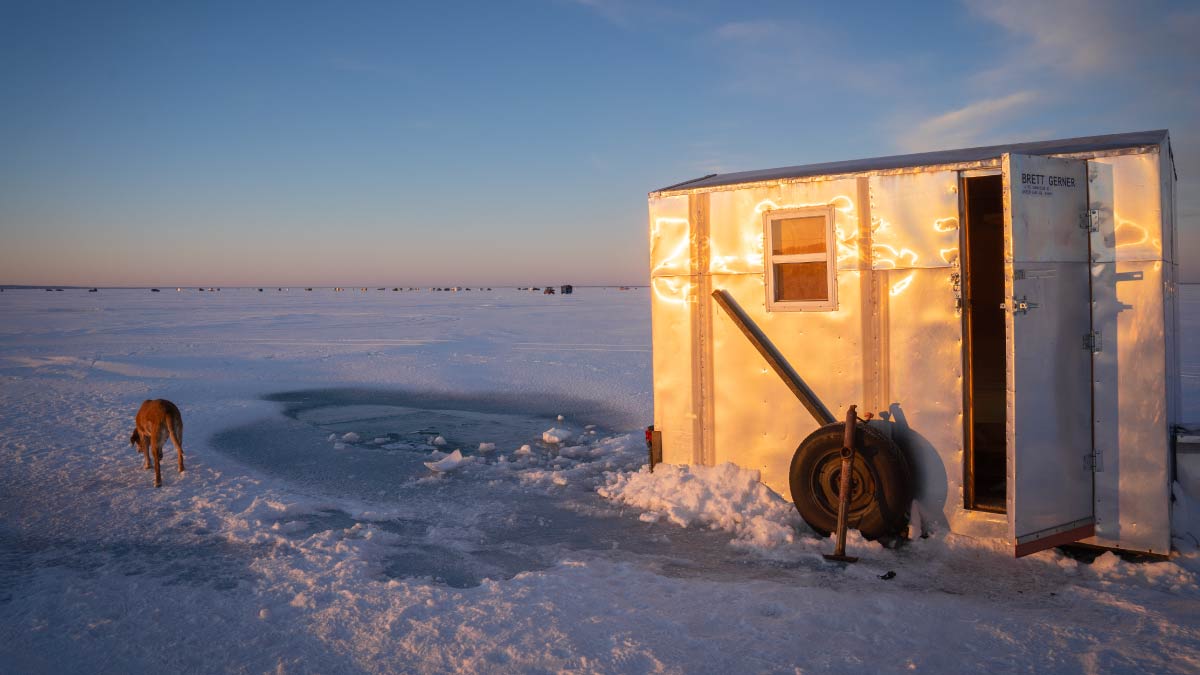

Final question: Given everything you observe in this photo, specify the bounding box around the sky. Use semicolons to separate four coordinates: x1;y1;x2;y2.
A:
1;0;1197;287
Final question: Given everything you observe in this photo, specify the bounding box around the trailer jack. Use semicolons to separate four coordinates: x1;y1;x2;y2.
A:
824;405;860;563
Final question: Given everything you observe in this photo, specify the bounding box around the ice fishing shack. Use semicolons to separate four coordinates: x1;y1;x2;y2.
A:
648;130;1181;557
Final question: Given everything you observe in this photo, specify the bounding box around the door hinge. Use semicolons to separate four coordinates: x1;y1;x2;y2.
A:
1084;449;1103;472
1083;330;1103;353
950;271;962;311
1079;209;1099;233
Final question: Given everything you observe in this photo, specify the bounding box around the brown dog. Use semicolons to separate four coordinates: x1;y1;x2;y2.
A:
129;399;184;487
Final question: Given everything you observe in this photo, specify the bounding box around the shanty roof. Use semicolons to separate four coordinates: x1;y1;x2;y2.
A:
654;129;1170;194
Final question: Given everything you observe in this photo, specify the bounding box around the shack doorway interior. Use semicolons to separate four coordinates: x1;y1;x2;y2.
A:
962;174;1007;513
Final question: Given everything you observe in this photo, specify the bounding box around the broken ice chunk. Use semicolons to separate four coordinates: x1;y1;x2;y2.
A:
424;449;468;472
542;428;572;444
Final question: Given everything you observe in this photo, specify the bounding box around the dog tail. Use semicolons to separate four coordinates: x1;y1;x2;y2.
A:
167;417;183;455
130;430;140;447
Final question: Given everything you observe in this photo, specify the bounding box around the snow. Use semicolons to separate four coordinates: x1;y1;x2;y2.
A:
599;462;808;551
0;285;1198;673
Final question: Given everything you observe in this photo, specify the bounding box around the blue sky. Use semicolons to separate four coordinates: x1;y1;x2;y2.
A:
1;0;1197;286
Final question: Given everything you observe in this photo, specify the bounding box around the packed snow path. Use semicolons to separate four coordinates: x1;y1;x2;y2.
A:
1;287;1199;673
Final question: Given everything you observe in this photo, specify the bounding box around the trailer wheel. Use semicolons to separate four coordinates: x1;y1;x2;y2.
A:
788;422;912;539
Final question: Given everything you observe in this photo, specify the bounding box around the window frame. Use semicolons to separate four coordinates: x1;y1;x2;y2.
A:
763;205;838;312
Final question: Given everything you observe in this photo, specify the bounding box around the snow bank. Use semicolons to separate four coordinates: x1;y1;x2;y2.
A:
598;462;806;550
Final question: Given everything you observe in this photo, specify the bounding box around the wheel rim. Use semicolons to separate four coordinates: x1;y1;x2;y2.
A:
809;449;877;520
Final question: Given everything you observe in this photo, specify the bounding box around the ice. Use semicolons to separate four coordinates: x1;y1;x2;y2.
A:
542;427;572;443
424;449;469;472
341;432;360;443
0;286;1196;673
478;442;496;452
431;435;447;446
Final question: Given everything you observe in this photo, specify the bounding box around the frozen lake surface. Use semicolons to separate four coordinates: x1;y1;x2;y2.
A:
1;286;1198;673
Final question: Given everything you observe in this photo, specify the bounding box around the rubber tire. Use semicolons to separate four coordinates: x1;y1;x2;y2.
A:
788;422;912;540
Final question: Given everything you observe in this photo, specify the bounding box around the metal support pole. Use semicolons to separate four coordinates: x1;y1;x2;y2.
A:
825;405;859;563
710;289;835;426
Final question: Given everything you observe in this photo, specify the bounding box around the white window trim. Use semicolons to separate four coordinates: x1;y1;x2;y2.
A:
763;205;838;312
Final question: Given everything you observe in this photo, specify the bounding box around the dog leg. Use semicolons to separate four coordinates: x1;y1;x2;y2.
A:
139;431;151;470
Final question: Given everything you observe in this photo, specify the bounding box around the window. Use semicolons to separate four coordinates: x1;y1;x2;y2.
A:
763;206;837;311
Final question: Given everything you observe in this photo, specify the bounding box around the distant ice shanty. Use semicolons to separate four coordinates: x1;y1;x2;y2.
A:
648;130;1180;557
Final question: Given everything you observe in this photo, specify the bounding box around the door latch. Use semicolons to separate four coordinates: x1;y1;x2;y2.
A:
1079;209;1099;233
1002;296;1039;314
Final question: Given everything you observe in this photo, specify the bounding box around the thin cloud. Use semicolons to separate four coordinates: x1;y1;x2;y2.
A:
964;0;1200;88
964;0;1122;79
899;91;1040;152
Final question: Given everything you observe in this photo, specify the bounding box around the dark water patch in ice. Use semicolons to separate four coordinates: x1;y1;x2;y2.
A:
208;389;820;589
264;387;633;431
210;411;432;495
213;388;610;497
296;404;557;454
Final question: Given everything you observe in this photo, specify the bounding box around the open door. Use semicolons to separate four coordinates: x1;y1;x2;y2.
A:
1002;153;1095;557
